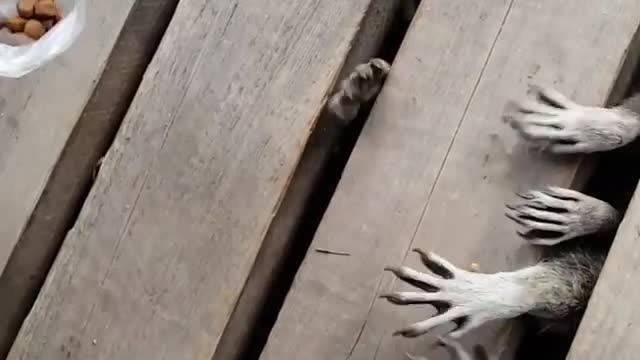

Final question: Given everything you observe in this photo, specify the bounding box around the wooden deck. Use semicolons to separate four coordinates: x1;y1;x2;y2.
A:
1;0;640;359
3;0;401;359
0;0;179;355
260;0;640;359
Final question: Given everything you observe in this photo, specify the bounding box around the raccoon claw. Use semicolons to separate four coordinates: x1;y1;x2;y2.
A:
328;58;390;122
506;186;620;245
384;250;529;338
504;85;640;153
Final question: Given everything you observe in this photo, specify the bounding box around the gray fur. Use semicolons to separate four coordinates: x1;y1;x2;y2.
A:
529;245;605;318
383;246;603;339
506;186;620;245
327;58;390;122
619;91;640;116
504;85;640;153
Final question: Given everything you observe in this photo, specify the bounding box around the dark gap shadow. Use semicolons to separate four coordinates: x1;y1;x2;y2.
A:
233;2;419;359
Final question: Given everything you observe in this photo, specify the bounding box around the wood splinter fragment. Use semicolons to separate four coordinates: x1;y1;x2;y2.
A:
93;156;104;180
315;248;351;256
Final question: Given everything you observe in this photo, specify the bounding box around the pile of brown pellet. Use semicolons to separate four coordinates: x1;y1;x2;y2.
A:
0;0;63;46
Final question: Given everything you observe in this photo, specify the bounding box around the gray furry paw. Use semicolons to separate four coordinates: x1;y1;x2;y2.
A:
503;85;640;153
506;186;620;245
405;336;489;360
327;58;390;122
382;249;530;338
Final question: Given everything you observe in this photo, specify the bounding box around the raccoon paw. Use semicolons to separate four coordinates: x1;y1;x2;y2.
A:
382;249;532;338
506;186;620;245
503;85;640;153
327;58;390;122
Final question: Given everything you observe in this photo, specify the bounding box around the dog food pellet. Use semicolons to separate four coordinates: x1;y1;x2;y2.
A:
24;19;45;39
6;16;27;32
17;0;37;18
0;0;63;45
35;0;57;18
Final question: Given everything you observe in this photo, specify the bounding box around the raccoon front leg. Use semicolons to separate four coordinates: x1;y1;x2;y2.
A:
503;85;640;153
327;58;390;122
383;248;602;338
506;186;620;245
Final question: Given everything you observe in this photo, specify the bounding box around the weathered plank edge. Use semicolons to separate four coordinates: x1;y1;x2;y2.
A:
565;185;640;359
211;2;404;359
0;0;180;356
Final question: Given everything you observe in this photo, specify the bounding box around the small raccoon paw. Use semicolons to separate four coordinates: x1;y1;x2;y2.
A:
405;336;489;360
506;186;620;245
382;249;530;338
503;85;640;153
327;58;390;122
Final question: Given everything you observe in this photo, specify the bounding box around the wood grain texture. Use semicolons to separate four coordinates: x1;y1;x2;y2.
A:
0;0;179;357
260;1;640;359
0;0;140;278
567;184;640;358
211;2;403;360
7;0;392;359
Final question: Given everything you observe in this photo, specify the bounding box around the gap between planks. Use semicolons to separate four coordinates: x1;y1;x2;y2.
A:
0;0;179;357
212;1;410;359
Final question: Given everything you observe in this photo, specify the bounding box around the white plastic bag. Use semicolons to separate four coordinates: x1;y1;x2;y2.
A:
0;0;85;78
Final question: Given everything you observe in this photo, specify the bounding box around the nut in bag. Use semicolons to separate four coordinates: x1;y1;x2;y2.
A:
0;0;85;78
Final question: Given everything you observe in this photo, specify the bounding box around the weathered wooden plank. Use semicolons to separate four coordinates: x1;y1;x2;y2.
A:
0;0;179;357
567;187;640;358
0;0;141;281
7;0;398;359
211;2;404;360
260;1;640;359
